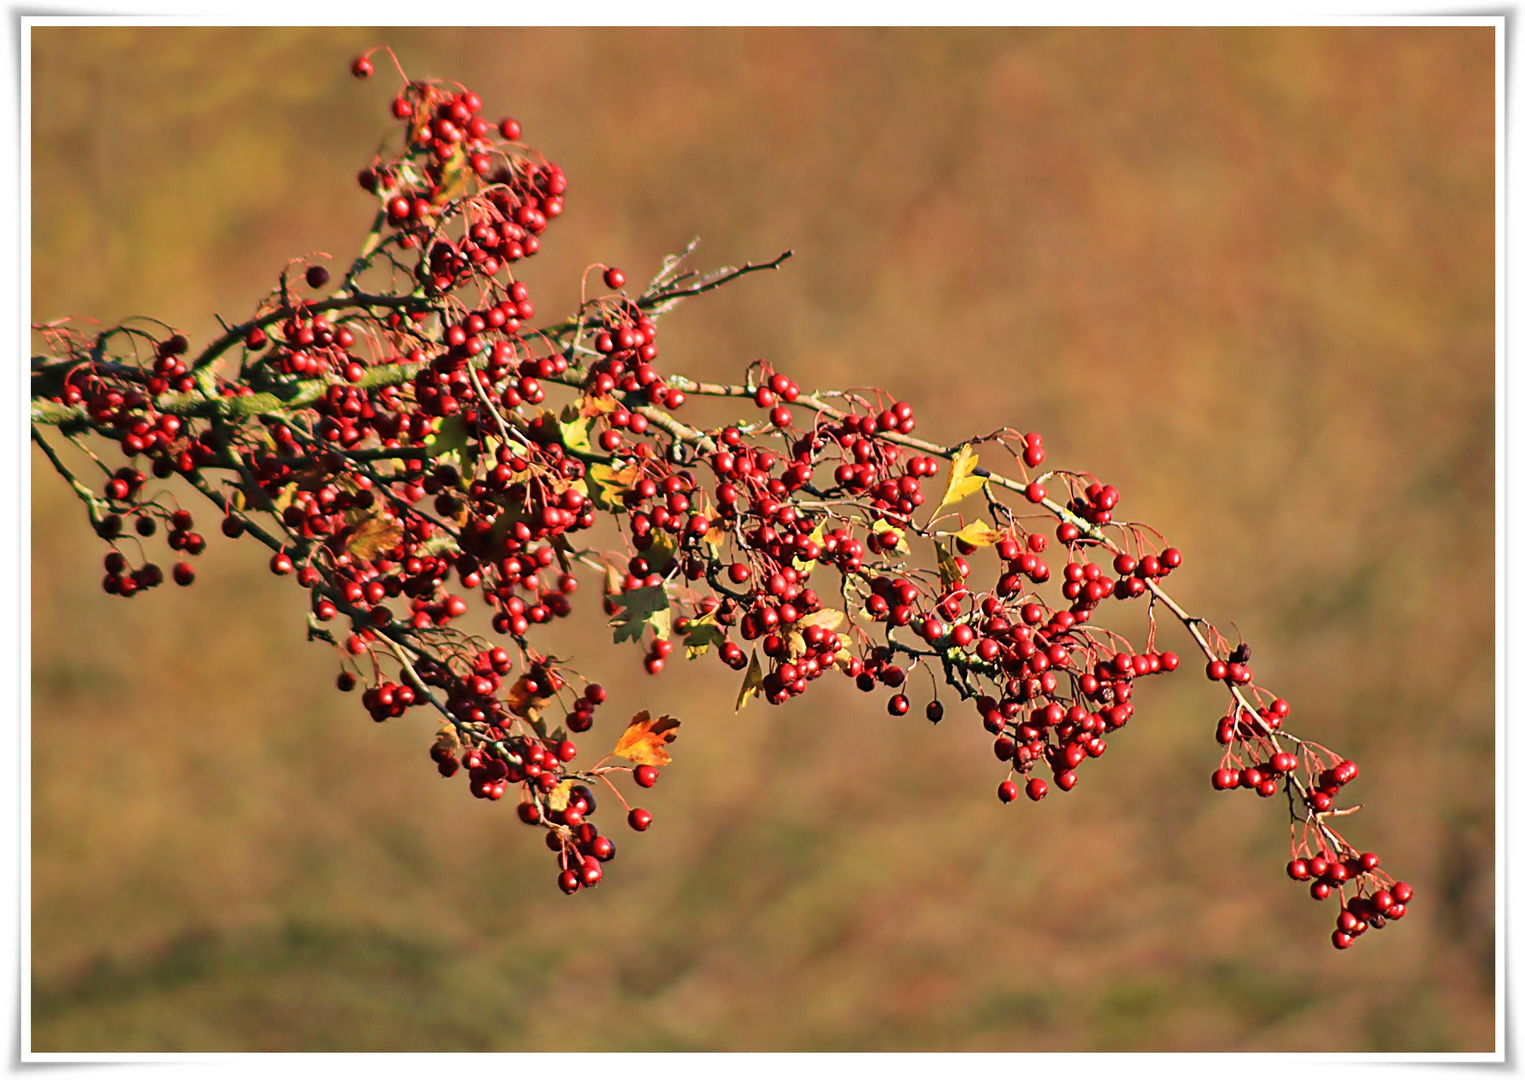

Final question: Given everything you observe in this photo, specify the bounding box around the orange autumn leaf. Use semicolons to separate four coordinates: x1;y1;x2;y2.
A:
612;710;681;766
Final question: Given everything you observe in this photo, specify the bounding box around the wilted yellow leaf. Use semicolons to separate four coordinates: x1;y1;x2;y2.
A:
546;778;577;812
936;542;964;593
612;711;681;766
735;650;765;712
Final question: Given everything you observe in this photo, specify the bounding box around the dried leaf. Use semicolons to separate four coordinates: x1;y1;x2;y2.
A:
575;395;619;419
936;445;986;513
432;142;472;205
504;675;553;721
608;584;671;643
345;511;404;562
936;541;964;593
432;726;461;757
613;710;681;766
735;650;765;712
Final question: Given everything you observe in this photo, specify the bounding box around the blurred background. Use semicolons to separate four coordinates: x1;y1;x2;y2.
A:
30;27;1494;1051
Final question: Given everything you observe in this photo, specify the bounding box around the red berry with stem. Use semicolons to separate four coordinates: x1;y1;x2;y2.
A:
633;764;658;788
628;808;652;831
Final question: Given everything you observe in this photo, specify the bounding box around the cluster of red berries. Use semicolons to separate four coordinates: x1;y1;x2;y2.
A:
28;56;1408;942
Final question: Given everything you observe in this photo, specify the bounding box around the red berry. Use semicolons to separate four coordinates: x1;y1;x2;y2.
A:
998;780;1019;803
628;808;652;831
1025;778;1048;802
351;55;374;78
172;562;195;586
603;267;625;289
634;764;659;788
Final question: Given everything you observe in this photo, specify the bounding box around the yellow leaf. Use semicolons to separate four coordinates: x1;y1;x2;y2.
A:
786;630;806;659
936;445;986;513
795;608;845;632
735;650;765;712
612;711;681;766
792;519;828;575
559;417;594;456
872;518;909;555
953;519;1004;548
546;778;576;812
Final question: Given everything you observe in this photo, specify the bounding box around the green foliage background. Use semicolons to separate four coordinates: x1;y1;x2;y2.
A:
30;26;1494;1051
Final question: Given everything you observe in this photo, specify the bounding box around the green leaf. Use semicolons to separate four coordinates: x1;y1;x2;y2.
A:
644;529;678;572
427;413;477;473
683;611;728;660
608;584;672;644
